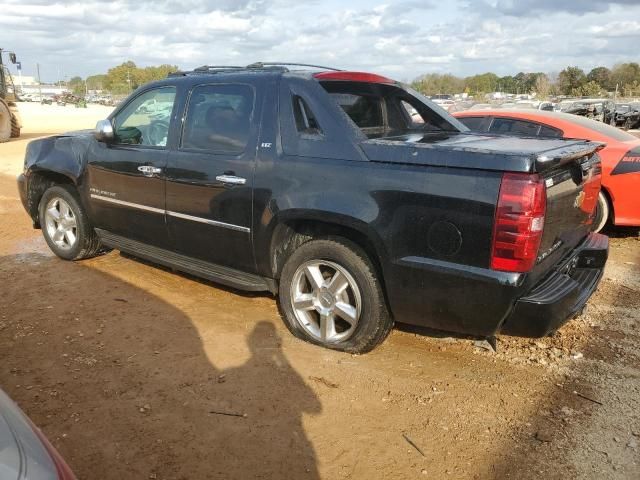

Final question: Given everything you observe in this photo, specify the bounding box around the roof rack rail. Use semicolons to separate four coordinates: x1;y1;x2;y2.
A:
246;62;341;71
193;65;244;71
167;65;246;78
167;62;341;78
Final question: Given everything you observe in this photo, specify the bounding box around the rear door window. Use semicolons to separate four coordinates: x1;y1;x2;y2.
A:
489;118;540;136
181;84;254;154
457;116;487;131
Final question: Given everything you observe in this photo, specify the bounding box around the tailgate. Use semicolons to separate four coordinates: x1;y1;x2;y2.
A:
532;148;603;280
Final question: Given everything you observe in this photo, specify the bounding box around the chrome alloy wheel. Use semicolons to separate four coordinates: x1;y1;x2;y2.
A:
44;197;78;251
290;260;362;343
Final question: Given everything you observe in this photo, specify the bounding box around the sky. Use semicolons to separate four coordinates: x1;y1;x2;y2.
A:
1;0;639;83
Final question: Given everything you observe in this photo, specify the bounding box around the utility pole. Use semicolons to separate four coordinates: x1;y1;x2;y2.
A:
16;61;22;93
37;63;42;99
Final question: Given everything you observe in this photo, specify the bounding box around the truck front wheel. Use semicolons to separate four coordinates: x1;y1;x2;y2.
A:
38;185;105;261
278;238;393;353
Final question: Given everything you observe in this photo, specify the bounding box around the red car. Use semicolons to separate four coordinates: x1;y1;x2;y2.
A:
454;109;640;232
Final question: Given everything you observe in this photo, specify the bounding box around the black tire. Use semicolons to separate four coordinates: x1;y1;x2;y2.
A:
10;114;20;138
278;237;393;353
38;185;105;260
592;191;609;233
0;102;10;143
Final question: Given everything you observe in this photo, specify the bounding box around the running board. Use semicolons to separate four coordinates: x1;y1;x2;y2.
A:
95;229;274;293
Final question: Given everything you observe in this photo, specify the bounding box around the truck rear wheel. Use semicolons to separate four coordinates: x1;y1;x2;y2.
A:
278;238;393;353
38;185;105;261
0;102;11;143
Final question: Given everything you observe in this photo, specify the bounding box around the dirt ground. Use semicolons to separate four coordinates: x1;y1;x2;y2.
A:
0;104;638;479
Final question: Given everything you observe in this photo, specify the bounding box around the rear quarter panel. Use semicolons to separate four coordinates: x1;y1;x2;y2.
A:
255;149;507;334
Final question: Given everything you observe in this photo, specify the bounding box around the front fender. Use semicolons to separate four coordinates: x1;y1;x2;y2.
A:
24;131;93;182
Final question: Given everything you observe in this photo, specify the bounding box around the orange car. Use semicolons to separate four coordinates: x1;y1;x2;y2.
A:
454;109;640;232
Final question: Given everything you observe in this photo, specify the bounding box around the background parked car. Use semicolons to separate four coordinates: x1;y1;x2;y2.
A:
555;98;616;124
613;103;640;130
0;386;77;479
454;108;640;232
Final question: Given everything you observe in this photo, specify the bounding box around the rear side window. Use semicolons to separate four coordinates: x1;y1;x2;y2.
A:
293;96;321;135
538;125;563;138
489;118;540;136
329;93;383;129
401;100;425;125
181;84;254;154
457;116;486;131
319;80;463;138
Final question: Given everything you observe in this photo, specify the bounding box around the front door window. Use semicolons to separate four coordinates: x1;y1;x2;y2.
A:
113;87;176;147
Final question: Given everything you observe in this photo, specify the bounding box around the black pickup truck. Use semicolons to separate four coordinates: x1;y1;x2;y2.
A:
17;63;608;353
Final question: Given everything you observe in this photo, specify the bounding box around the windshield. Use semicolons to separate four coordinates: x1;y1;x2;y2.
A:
319;80;467;139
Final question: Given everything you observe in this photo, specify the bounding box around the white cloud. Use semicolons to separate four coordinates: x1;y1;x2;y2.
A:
0;0;639;82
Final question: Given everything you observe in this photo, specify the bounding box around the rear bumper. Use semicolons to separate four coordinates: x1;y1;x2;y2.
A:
499;232;608;337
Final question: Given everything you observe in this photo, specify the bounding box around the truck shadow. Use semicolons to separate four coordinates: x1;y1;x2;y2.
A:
487;247;640;479
0;253;321;480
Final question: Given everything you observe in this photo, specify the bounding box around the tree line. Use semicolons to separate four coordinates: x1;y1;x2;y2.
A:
411;63;640;98
63;60;640;99
66;61;179;96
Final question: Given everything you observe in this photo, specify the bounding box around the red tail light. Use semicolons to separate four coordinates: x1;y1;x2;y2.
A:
313;71;395;84
491;173;546;273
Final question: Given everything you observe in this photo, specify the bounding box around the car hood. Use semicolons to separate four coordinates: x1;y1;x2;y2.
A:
56;129;94;138
0;389;57;480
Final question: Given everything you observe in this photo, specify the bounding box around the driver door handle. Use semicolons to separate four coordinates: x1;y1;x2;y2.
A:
215;174;246;185
138;165;162;177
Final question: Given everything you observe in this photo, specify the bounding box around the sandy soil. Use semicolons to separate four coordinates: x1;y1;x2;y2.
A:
0;104;638;479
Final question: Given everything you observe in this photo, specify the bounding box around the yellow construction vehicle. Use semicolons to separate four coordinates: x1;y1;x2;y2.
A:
0;48;22;142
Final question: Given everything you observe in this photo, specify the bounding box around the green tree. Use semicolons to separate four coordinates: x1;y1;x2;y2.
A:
574;81;603;97
534;74;550;98
67;76;85;96
557;67;587;95
465;72;499;95
411;73;464;95
104;61;140;94
498;75;516;93
86;74;107;92
586;67;612;91
610;62;640;95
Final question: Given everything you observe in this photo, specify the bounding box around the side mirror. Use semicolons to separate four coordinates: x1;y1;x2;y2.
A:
94;119;114;143
9;53;17;64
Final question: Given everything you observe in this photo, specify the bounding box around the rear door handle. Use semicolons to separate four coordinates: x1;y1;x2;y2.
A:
215;175;246;185
138;165;162;177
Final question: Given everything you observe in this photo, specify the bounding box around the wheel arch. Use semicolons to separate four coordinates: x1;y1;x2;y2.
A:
267;213;388;286
600;185;614;225
25;169;77;228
